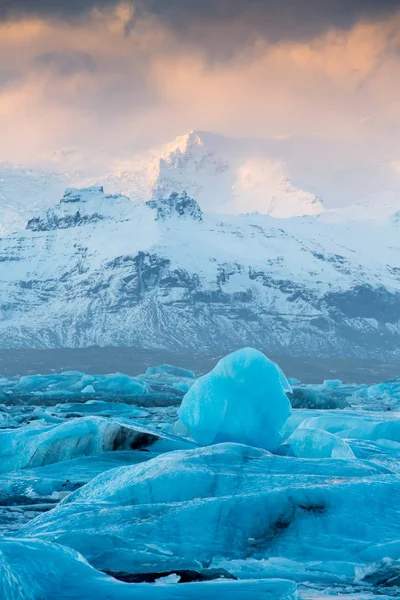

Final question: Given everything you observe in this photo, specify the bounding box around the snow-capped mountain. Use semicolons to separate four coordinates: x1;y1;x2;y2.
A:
4;130;400;235
0;186;399;358
0;131;325;236
88;131;324;218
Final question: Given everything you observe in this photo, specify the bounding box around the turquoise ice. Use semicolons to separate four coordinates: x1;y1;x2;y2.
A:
178;348;292;450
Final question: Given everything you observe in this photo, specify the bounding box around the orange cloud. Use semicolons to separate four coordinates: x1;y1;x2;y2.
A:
0;3;400;169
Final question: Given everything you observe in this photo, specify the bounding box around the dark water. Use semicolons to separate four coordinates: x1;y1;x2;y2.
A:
0;347;399;383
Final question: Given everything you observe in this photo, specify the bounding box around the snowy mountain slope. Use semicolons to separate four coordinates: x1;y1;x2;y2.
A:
0;186;399;357
319;190;400;224
0;164;72;235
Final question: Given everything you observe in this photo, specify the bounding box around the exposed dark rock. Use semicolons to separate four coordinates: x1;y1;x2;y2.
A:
147;191;203;222
27;211;104;231
104;568;237;584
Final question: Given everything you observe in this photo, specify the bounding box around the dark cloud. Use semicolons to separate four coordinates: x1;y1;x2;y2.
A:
134;0;400;32
34;51;97;76
131;0;400;60
0;0;117;21
2;1;400;62
1;0;400;32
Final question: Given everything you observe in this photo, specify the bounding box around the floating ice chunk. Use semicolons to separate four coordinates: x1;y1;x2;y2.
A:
51;400;148;418
138;364;196;395
3;371;149;404
323;380;343;389
351;380;400;410
0;417;194;472
91;373;149;395
82;385;95;394
178;348;292;450
14;372;82;393
0;538;297;600
211;555;358;585
287;427;355;459
155;573;181;584
0;366;196;406
299;413;400;444
143;365;195;380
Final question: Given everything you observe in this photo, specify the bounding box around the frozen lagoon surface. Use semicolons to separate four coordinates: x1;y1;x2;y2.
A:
1;349;400;599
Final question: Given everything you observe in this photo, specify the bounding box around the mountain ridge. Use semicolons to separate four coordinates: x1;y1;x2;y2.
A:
0;186;399;358
3;130;400;235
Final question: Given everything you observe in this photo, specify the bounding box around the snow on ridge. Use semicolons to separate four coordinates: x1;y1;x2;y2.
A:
0;180;400;356
25;186;136;232
3;130;400;236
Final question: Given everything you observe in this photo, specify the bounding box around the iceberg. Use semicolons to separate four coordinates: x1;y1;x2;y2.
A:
138;364;196;396
178;348;292;450
19;442;396;583
0;366;193;406
3;357;400;597
297;412;400;444
287;426;355;459
288;377;400;411
0;538;297;600
50;399;149;418
0;416;195;473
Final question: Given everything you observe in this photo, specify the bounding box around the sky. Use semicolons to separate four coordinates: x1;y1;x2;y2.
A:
1;0;400;206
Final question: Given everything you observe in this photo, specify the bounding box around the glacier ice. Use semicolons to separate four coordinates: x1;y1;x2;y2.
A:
290;377;400;411
0;367;193;406
19;441;397;582
0;538;297;600
287;426;355;459
297;412;400;444
142;365;195;380
178;348;292;450
51;399;149;418
2;357;400;597
139;364;195;394
0;416;195;473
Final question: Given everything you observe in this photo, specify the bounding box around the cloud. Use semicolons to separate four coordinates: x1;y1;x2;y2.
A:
0;0;117;21
130;0;400;46
33;51;97;76
1;2;400;48
0;1;400;207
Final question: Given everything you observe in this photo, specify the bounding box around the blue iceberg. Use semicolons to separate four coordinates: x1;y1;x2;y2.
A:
1;349;400;597
178;348;292;450
0;538;297;600
287;426;355;459
18;441;395;584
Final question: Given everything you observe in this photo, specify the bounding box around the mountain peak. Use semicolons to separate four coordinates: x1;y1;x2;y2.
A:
164;130;204;157
26;186;132;232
